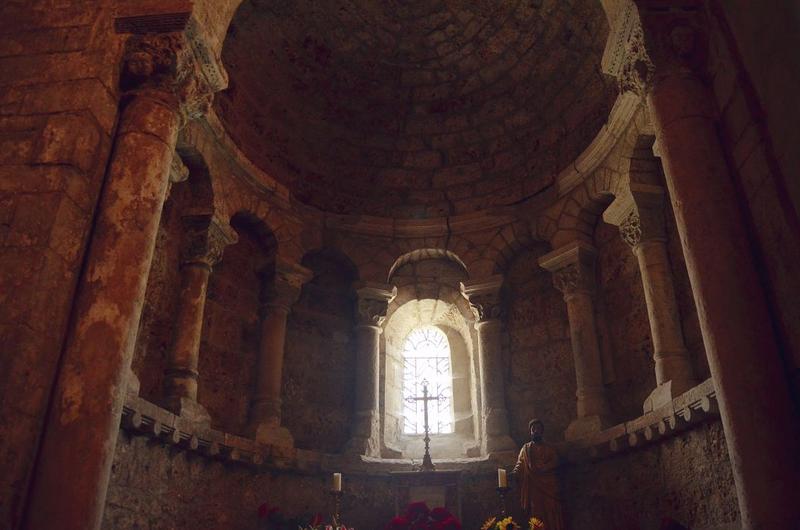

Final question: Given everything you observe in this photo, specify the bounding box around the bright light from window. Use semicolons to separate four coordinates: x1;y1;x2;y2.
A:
402;326;454;434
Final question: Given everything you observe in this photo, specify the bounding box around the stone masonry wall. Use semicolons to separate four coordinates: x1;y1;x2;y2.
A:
104;430;501;530
563;420;739;530
504;244;575;445
282;251;357;454
198;214;275;436
0;2;122;525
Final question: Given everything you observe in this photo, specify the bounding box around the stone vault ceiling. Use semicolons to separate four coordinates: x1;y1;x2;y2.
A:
216;0;617;218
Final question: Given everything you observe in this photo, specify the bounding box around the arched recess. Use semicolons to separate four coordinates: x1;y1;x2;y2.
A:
282;248;359;453
197;211;277;436
382;250;480;459
131;152;216;404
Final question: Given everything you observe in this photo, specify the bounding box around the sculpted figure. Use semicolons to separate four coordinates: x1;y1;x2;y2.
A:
512;419;564;530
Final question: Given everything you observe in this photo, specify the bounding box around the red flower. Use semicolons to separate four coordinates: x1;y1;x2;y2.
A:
310;513;324;526
386;515;411;530
430;507;451;522
439;516;461;530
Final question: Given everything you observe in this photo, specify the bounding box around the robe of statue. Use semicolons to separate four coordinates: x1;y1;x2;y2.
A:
512;441;564;530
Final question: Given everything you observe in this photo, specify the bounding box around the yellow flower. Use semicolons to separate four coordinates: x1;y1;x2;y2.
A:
481;517;497;530
528;517;545;530
496;516;521;530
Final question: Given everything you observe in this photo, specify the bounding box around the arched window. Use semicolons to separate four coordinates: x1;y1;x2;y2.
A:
401;326;454;435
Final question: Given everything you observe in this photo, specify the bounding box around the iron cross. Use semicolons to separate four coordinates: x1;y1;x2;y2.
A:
406;380;443;471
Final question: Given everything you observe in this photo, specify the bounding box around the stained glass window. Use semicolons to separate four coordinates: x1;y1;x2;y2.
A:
402;326;454;434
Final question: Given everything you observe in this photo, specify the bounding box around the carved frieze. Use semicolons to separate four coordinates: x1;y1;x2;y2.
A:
619;210;643;248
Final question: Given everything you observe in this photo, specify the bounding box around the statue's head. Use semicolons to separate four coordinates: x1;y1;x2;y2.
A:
528;418;544;442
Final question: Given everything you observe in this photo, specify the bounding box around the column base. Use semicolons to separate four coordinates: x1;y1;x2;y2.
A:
164;396;212;427
643;379;697;413
251;421;295;448
565;415;607;441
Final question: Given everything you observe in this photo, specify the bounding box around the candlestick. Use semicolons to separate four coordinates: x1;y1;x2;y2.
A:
497;468;507;488
332;472;342;492
496;486;510;517
329;489;343;527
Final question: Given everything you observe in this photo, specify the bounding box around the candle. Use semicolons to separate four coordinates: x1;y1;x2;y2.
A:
332;472;342;492
497;468;507;488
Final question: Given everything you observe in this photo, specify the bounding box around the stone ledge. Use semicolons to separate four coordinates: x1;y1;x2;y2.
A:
563;378;719;462
120;378;718;474
120;396;517;475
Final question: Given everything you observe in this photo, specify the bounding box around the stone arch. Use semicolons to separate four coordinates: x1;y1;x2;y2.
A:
388;248;468;284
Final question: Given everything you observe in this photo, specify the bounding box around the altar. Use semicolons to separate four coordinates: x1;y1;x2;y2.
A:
390;470;462;520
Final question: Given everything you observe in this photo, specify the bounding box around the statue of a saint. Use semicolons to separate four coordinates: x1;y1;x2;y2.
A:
511;419;564;530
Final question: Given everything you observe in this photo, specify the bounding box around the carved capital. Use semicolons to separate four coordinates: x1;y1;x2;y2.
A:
461;275;504;322
634;2;709;83
119;18;227;125
263;259;312;312
603;184;667;248
618;23;655;97
607;2;708;96
354;282;397;327
619;211;643;248
539;242;596;297
180;215;237;268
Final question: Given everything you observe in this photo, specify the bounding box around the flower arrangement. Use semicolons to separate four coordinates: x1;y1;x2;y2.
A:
480;516;544;530
258;503;347;530
384;502;462;530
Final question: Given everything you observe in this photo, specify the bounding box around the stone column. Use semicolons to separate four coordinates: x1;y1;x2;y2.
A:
604;184;696;412
162;215;236;425
623;4;800;527
249;258;312;447
24;28;226;530
345;282;396;456
461;276;516;454
539;242;610;440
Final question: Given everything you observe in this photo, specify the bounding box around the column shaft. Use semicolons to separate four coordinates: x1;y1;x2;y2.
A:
165;263;211;403
563;291;608;420
346;282;395;456
540;242;610;440
462;276;515;454
649;73;800;528
630;5;800;525
634;240;694;391
249;260;310;446
251;305;291;426
24;93;180;530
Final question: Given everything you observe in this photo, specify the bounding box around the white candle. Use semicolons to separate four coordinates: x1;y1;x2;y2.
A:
332;472;342;492
498;468;507;488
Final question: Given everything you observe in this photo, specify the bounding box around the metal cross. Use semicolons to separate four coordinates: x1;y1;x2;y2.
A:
406;379;443;471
